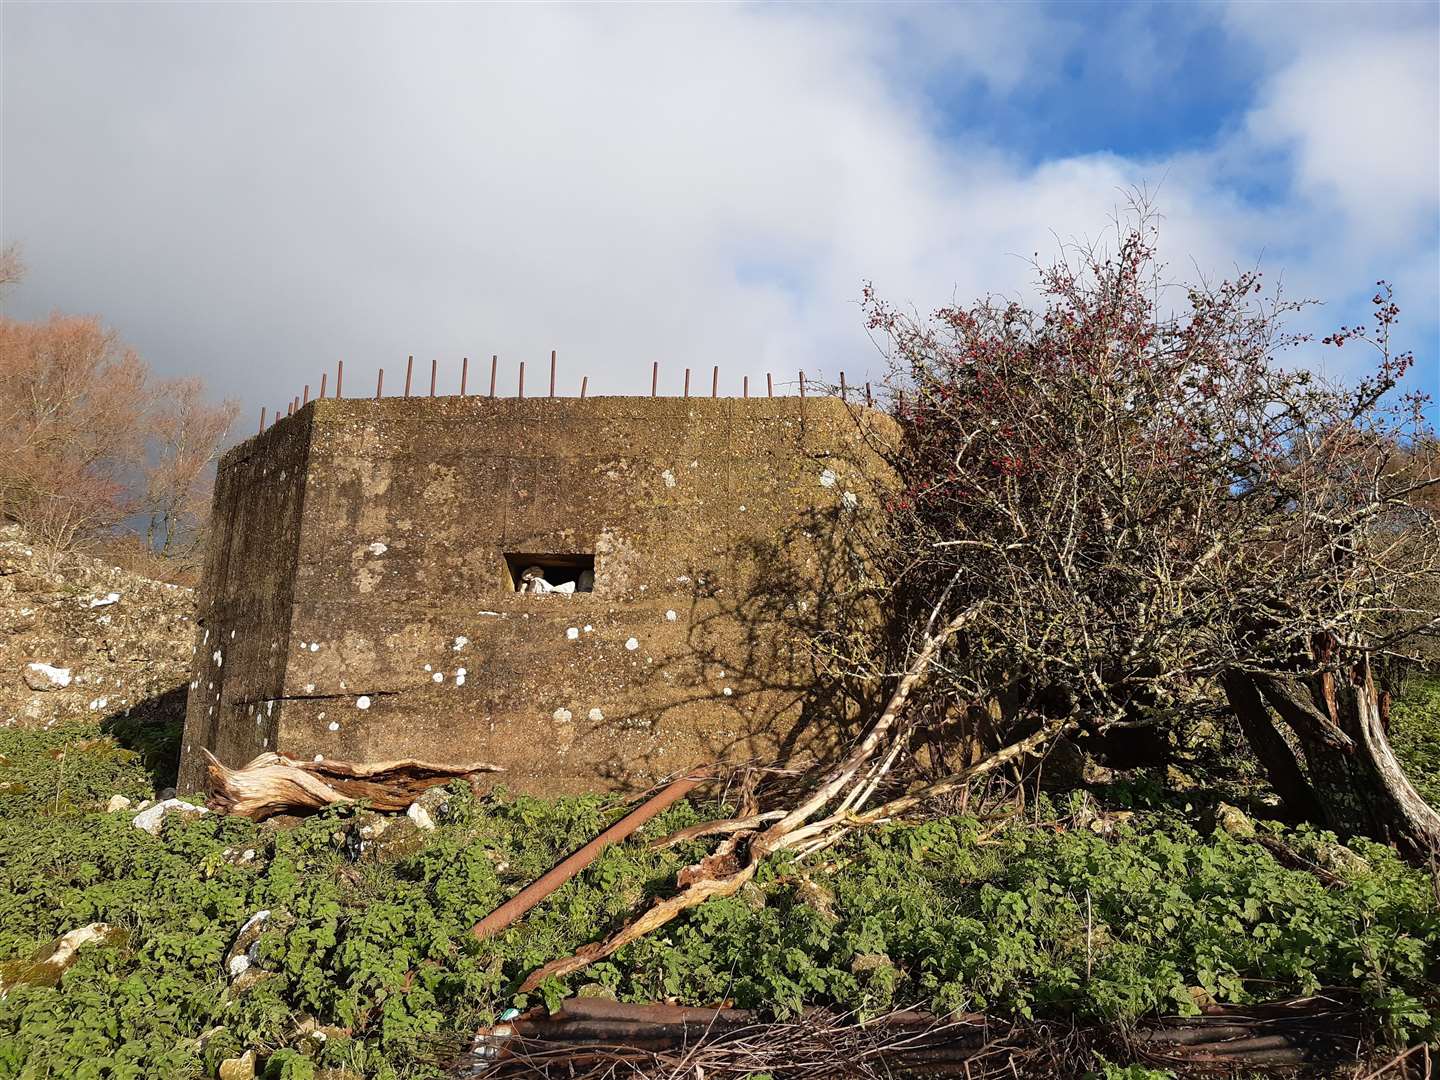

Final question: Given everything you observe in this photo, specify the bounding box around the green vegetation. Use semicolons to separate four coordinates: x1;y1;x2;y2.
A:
1;711;1437;1079
1393;674;1440;809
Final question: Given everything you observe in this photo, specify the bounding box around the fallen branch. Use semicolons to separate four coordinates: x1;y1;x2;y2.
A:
513;601;1080;995
202;749;501;819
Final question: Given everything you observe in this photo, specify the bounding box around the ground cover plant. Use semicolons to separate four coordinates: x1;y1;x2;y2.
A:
1;712;1437;1079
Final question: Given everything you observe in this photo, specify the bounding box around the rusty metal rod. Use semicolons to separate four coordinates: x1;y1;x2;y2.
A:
471;773;711;941
866;381;872;407
303;384;310;406
651;361;658;397
518;360;525;398
767;372;773;397
258;407;266;435
404;355;413;397
743;375;748;398
839;371;846;400
490;355;497;397
711;365;718;398
336;359;344;398
376;368;384;399
799;371;805;398
683;368;690;397
581;375;588;399
429;357;437;397
461;356;469;396
550;350;557;397
319;372;327;399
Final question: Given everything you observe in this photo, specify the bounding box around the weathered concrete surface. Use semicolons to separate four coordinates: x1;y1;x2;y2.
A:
179;396;895;795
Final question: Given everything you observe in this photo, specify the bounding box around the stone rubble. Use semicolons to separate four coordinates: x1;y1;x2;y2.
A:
0;525;194;732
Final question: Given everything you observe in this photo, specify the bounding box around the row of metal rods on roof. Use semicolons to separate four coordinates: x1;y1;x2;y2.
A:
259;352;875;435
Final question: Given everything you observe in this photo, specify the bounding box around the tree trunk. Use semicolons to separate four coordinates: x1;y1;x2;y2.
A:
1220;671;1322;824
1229;656;1440;863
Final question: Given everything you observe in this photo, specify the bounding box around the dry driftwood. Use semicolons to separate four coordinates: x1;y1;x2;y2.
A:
202;749;501;819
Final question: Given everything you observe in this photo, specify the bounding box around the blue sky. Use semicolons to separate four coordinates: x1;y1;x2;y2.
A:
2;1;1436;425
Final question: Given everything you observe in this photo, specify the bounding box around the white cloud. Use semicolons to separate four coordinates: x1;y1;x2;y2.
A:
1;3;1433;420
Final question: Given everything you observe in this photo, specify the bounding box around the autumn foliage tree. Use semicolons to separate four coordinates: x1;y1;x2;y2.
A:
865;215;1440;858
0;252;236;570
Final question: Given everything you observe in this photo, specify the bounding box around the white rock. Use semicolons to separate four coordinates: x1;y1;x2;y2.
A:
356;696;371;709
665;610;677;621
368;542;388;555
132;798;208;836
661;469;676;488
566;627;579;640
87;592;120;608
105;794;132;813
819;469;837;488
552;707;573;723
453;636;468;650
406;802;436;831
625;637;639;651
23;663;71;691
588;707;604;721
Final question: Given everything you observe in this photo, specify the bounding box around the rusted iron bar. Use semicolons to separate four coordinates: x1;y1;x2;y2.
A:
743;375;749;398
518;360;525;399
302;384;310;406
489;355;497;397
336;359;344;398
549;350;556;397
839;371;847;400
319;372;327;399
580;375;588;399
429;357;437;397
287;400;294;417
866;381;872;406
471;773;711;941
683;368;690;398
258;407;266;435
767;372;773;397
711;365;718;398
651;361;658;396
460;356;469;396
404;355;413;398
376;368;384;399
799;371;806;398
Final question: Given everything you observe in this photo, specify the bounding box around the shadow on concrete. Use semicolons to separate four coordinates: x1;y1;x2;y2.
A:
102;684;187;792
590;438;907;789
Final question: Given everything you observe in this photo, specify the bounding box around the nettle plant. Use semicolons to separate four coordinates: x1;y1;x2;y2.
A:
866;215;1440;857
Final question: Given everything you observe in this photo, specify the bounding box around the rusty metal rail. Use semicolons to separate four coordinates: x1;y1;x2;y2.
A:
470;773;712;942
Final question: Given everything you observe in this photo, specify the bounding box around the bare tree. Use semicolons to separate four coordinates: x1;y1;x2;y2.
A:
865;211;1439;858
0;305;235;569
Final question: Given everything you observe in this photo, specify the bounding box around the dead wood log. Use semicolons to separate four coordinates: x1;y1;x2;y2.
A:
202;749;502;819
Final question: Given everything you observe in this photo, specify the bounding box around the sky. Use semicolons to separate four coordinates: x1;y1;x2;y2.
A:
2;1;1437;431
